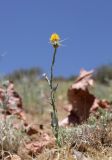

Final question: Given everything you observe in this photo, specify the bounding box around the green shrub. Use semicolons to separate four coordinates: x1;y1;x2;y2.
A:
94;65;112;84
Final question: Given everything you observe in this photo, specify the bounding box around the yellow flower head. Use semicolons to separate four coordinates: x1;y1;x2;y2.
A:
50;33;60;48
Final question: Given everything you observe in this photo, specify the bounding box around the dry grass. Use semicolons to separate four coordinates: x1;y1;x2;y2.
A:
0;115;28;159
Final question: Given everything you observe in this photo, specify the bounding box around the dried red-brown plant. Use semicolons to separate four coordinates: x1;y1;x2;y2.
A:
59;69;110;126
25;132;55;154
0;80;26;120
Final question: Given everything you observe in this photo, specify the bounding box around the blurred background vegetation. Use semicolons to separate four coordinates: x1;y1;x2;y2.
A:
94;64;112;84
2;64;112;117
4;64;112;84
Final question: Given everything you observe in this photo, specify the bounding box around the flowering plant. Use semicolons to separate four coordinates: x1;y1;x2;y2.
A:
44;33;61;146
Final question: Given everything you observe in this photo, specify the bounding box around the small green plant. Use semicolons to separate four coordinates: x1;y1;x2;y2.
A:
43;33;61;146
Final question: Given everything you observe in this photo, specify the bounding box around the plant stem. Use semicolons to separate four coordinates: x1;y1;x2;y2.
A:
50;47;60;146
50;48;57;89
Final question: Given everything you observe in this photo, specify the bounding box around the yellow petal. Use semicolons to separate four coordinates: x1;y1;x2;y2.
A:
50;33;60;43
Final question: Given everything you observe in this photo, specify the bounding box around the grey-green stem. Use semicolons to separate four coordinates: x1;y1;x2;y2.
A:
50;47;60;146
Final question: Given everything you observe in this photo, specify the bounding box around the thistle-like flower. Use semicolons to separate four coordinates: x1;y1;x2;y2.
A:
50;33;60;48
